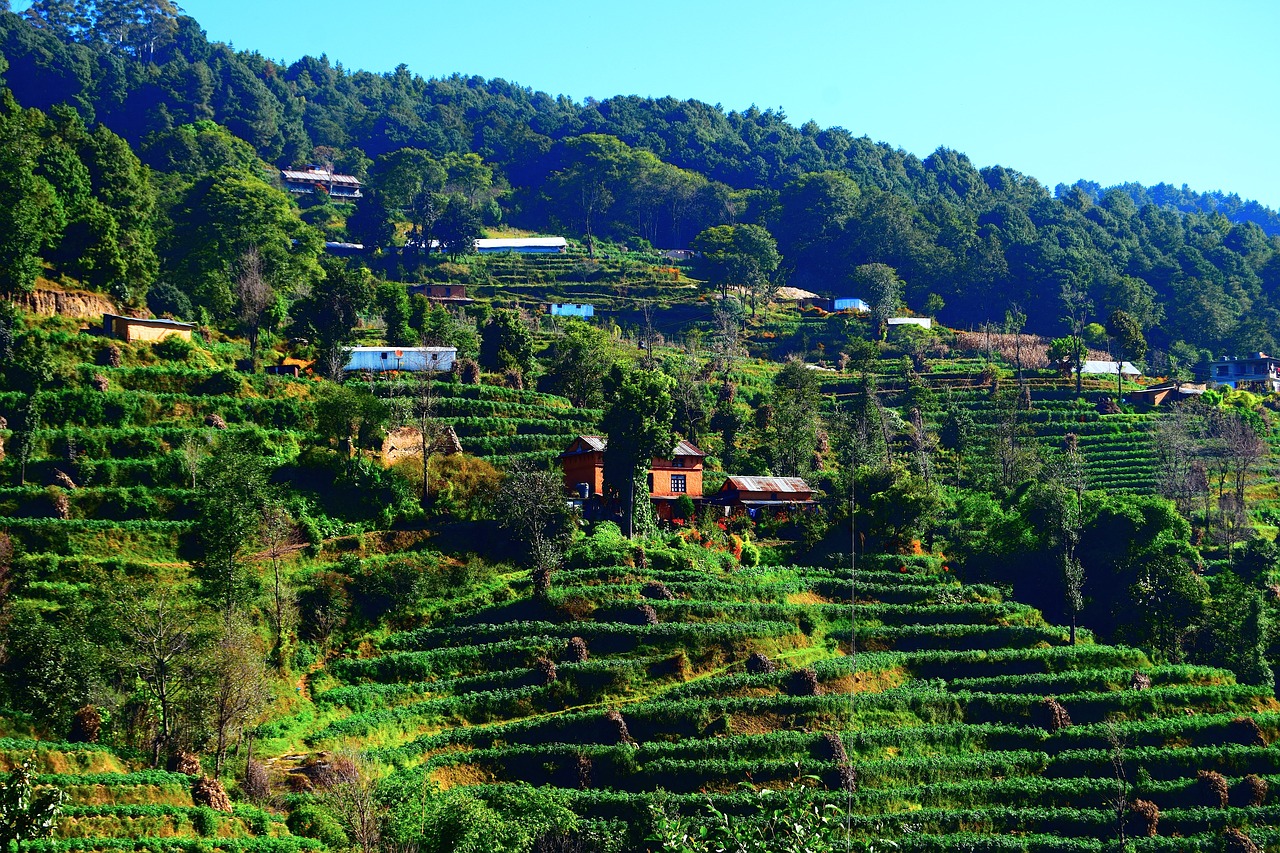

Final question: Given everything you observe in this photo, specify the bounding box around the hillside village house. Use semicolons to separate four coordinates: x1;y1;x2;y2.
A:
1212;353;1280;392
709;476;816;517
407;283;473;305
343;346;456;373
559;435;705;519
280;166;363;199
103;313;194;343
548;303;595;318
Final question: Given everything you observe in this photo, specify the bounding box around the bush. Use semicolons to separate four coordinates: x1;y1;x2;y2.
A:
153;335;193;362
286;802;349;849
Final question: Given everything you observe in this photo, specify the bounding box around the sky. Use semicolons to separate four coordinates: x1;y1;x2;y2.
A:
26;0;1280;207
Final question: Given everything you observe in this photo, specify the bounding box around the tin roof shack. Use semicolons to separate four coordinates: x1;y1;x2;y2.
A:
710;476;816;517
280;166;363;199
1077;360;1141;377
103;313;194;344
549;303;595;318
558;436;705;518
1128;382;1207;408
1211;353;1280;392
343;347;456;373
408;283;473;304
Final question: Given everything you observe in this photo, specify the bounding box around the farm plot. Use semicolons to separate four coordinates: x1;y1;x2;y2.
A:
291;560;1280;849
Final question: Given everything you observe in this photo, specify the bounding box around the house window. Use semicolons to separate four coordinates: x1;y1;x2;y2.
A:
671;475;687;493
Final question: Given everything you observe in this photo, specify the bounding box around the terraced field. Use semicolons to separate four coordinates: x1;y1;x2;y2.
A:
287;556;1280;849
0;740;318;853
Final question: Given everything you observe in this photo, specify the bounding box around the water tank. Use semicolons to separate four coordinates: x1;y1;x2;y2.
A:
576;483;591;500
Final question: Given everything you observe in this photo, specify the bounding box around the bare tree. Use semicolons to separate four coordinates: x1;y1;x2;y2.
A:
1060;281;1092;398
259;500;300;666
116;593;197;767
1223;411;1266;506
236;248;275;366
206;619;269;775
390;363;441;513
709;297;745;375
179;431;212;490
319;756;383;853
1105;723;1130;846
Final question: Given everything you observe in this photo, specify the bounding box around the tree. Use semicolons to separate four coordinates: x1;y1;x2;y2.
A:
547;318;612;408
492;462;577;573
259;499;299;667
164;167;323;321
547;134;634;258
1106;309;1146;398
205;618;268;775
601;364;675;538
235;247;274;365
0;761;65;852
0;93;58;297
115;592;198;767
480;309;534;378
1060;281;1093;397
377;282;414;347
192;437;272;621
293;257;375;380
769;357;821;478
852;263;902;339
435;195;481;259
692;224;781;313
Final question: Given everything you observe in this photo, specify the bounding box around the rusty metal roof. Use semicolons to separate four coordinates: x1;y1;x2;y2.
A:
721;476;812;494
561;436;703;457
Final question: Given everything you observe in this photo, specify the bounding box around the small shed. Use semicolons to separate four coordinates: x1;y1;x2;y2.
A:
343;347;456;373
549;303;595;318
103;313;194;343
1128;382;1206;407
710;476;816;516
887;317;932;330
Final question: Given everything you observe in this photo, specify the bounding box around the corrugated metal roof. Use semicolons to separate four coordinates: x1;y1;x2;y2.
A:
672;440;705;457
722;476;811;494
1079;360;1141;376
281;168;362;186
477;237;567;249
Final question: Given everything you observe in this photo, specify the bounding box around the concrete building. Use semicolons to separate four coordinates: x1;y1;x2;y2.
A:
887;317;932;330
548;303;595;318
559;435;705;519
1211;353;1280;391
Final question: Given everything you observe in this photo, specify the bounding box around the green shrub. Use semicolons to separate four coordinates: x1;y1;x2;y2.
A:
286;803;349;849
153;335;193;362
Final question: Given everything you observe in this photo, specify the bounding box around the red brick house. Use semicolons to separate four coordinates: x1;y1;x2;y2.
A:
559;435;705;517
709;475;816;516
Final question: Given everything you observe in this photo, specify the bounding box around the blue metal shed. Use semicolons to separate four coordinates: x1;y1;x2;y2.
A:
343;347;456;373
549;303;595;318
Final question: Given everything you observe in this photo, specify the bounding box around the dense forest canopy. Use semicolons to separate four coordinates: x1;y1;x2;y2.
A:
4;1;1280;364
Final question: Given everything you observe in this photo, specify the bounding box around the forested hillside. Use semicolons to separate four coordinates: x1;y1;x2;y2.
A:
3;2;1280;364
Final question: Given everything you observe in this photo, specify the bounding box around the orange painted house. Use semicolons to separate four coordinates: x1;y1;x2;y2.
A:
559;435;705;516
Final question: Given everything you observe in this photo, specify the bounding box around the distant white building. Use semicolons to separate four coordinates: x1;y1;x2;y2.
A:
476;237;567;254
343;347;456;373
1078;360;1141;377
887;317;932;330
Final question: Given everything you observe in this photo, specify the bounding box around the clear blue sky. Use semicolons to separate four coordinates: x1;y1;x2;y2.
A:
27;0;1280;207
